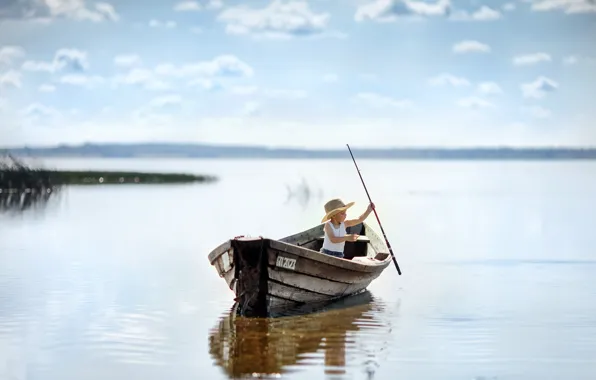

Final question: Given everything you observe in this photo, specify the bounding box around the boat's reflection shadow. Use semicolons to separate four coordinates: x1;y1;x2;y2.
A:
208;291;393;379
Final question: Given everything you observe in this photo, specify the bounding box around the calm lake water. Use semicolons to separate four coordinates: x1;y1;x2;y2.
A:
1;158;596;380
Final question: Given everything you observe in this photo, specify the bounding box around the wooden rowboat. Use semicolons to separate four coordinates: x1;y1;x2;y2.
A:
207;222;393;317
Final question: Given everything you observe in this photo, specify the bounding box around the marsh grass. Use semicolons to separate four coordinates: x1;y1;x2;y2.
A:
0;154;217;191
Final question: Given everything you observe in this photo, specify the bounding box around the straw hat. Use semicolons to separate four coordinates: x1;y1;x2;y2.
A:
321;198;355;223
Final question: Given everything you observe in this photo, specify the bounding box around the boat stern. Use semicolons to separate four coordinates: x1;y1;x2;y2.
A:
209;236;272;317
230;237;271;318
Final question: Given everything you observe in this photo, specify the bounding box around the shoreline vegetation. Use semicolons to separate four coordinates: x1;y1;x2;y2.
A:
1;154;217;213
0;154;217;193
2;143;596;160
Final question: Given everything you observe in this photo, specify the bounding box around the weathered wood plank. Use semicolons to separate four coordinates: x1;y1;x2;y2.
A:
267;267;377;297
223;267;236;292
266;294;302;308
279;224;324;245
267;280;332;303
208;240;232;264
267;248;381;284
213;248;234;276
362;224;388;255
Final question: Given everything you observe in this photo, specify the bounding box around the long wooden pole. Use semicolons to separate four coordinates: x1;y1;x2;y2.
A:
346;144;402;275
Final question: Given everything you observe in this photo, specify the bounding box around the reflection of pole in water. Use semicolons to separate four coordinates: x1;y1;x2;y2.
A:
359;298;400;380
324;333;346;376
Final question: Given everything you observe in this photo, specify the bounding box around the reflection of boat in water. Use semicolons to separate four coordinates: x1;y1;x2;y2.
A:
208;290;388;379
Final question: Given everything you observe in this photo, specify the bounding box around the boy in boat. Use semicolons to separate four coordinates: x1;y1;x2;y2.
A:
320;198;375;258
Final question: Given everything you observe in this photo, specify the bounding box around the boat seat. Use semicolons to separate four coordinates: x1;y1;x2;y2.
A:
352;256;379;264
316;235;370;243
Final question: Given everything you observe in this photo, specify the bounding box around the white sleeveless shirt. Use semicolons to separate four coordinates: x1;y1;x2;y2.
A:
321;221;346;252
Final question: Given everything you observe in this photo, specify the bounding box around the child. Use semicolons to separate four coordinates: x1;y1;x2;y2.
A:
319;198;375;258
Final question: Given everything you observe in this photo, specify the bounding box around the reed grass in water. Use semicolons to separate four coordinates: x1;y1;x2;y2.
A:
0;155;217;191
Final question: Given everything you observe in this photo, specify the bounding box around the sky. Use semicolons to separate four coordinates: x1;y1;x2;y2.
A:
0;0;595;148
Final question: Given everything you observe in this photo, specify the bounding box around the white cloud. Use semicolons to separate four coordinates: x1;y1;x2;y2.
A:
563;55;579;65
243;101;261;116
562;55;596;65
187;78;218;90
513;53;552;66
114;54;141;67
228;86;307;99
94;2;118;20
360;73;378;81
172;0;222;12
453;40;491;54
149;20;177;28
154;55;254;78
207;0;224;9
520;76;558;99
60;74;105;88
21;103;62;124
355;0;451;22
522;105;552;118
354;92;413;108
149;94;183;108
112;55;253;91
0;46;26;65
323;73;338;83
503;3;516;11
217;0;332;39
230;86;259;95
174;1;202;11
112;68;171;91
130;95;185;126
0;70;22;88
131;109;173;126
450;6;502;21
428;73;470;87
530;0;596;14
263;89;307;99
39;84;56;92
477;82;503;95
457;97;495;108
10;111;596;149
22;61;54;72
22;48;89;73
42;0;119;22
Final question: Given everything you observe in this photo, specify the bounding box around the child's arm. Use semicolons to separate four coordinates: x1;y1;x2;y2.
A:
345;202;375;228
324;223;358;243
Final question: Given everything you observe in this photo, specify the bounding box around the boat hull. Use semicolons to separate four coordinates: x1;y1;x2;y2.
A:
208;223;392;317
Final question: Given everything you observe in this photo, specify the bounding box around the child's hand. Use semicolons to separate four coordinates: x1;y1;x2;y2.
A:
367;202;375;212
347;234;359;242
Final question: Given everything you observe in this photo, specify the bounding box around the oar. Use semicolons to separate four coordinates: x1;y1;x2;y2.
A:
346;144;402;275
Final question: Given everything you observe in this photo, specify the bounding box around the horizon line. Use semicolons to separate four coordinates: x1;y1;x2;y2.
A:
2;142;596;150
